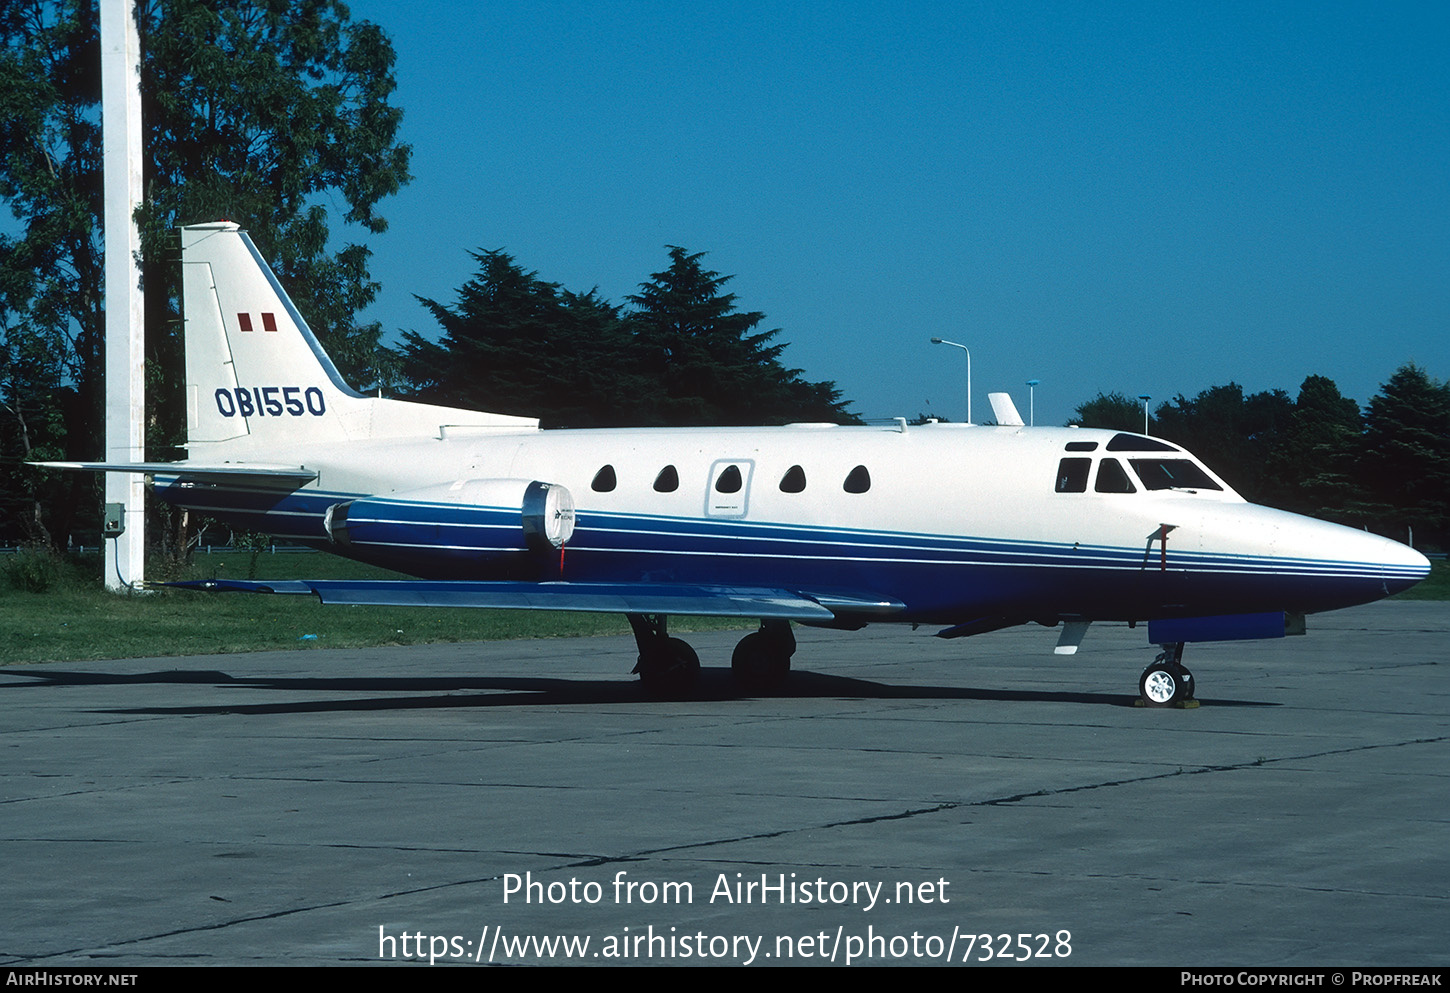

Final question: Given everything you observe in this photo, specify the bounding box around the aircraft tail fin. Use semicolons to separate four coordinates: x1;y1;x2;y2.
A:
987;392;1025;427
180;222;535;453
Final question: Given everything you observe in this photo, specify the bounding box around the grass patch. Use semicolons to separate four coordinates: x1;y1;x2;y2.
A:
0;549;749;665
1389;557;1450;600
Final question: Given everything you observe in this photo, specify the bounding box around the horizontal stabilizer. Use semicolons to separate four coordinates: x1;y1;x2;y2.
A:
168;579;847;620
36;461;317;484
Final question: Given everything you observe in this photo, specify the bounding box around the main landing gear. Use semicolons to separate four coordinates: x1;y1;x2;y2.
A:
731;620;796;693
1139;641;1196;708
627;614;700;697
627;615;797;696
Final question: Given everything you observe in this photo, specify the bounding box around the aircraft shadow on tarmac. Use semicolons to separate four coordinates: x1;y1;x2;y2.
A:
0;667;1277;714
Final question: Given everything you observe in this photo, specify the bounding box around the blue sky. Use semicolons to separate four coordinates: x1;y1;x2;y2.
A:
344;1;1448;427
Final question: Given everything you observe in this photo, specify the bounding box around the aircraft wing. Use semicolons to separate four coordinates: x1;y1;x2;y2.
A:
35;461;317;484
168;579;906;621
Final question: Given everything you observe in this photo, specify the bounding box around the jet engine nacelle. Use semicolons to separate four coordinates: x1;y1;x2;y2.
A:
324;479;576;557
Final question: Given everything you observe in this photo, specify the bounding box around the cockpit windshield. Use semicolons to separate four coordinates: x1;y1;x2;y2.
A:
1128;459;1222;491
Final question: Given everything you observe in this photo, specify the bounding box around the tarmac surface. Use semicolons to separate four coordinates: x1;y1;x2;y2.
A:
1;601;1446;967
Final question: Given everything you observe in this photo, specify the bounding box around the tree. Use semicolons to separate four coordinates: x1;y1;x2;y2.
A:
0;266;75;545
0;0;410;546
1267;375;1366;523
401;250;649;428
625;247;853;426
402;246;856;428
1067;391;1145;432
1360;363;1450;547
1150;384;1295;504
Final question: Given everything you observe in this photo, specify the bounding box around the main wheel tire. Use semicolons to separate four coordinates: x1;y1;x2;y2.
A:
636;637;700;697
731;631;790;692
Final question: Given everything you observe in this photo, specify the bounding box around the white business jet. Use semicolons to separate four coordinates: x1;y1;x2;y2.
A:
47;222;1431;705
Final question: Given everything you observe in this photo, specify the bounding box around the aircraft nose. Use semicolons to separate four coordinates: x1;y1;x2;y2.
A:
1295;514;1430;600
1186;505;1432;611
1356;528;1432;592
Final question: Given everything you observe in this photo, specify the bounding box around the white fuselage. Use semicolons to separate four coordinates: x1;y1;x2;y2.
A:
158;420;1429;626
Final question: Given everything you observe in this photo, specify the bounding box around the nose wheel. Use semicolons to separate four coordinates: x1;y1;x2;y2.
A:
1139;642;1195;707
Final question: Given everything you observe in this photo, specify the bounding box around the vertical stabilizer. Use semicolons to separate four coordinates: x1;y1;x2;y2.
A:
987;392;1025;427
182;222;360;447
180;222;536;452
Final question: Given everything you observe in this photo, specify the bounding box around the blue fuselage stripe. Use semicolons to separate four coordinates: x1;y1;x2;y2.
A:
154;482;1421;619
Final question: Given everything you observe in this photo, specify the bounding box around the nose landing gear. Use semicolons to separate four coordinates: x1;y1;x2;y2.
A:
1139;641;1196;707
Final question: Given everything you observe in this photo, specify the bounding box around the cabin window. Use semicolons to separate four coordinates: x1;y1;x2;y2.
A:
1128;459;1222;491
1055;458;1090;493
1064;441;1098;452
653;465;679;492
843;465;871;494
715;464;743;494
779;465;806;493
591;465;617;492
1094;458;1136;493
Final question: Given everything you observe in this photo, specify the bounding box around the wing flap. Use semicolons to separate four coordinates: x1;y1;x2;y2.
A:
36;461;317;484
168;579;846;620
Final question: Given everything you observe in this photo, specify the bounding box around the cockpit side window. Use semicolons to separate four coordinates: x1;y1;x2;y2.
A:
1055;458;1090;493
1095;458;1136;493
1128;459;1222;491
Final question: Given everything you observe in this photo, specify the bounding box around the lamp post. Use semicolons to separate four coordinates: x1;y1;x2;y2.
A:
929;337;971;425
1138;395;1151;436
1026;379;1040;426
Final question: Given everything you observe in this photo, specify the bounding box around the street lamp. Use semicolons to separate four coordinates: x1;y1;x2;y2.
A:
1026;379;1040;426
929;337;971;425
1138;395;1151;436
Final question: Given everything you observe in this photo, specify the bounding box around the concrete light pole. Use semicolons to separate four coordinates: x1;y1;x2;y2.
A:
101;0;145;590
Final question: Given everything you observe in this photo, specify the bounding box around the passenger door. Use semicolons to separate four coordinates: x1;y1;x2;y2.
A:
706;459;754;517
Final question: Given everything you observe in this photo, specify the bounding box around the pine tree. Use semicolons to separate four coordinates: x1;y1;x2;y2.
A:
1360;364;1450;546
1269;375;1365;523
402;246;855;429
625;247;852;426
401;250;646;427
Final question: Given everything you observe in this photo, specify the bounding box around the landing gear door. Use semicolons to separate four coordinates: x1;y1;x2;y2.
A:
706;459;754;517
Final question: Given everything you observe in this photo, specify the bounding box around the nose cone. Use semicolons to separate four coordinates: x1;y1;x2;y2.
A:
1185;504;1431;612
1261;509;1430;608
1358;530;1431;594
1323;522;1431;592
